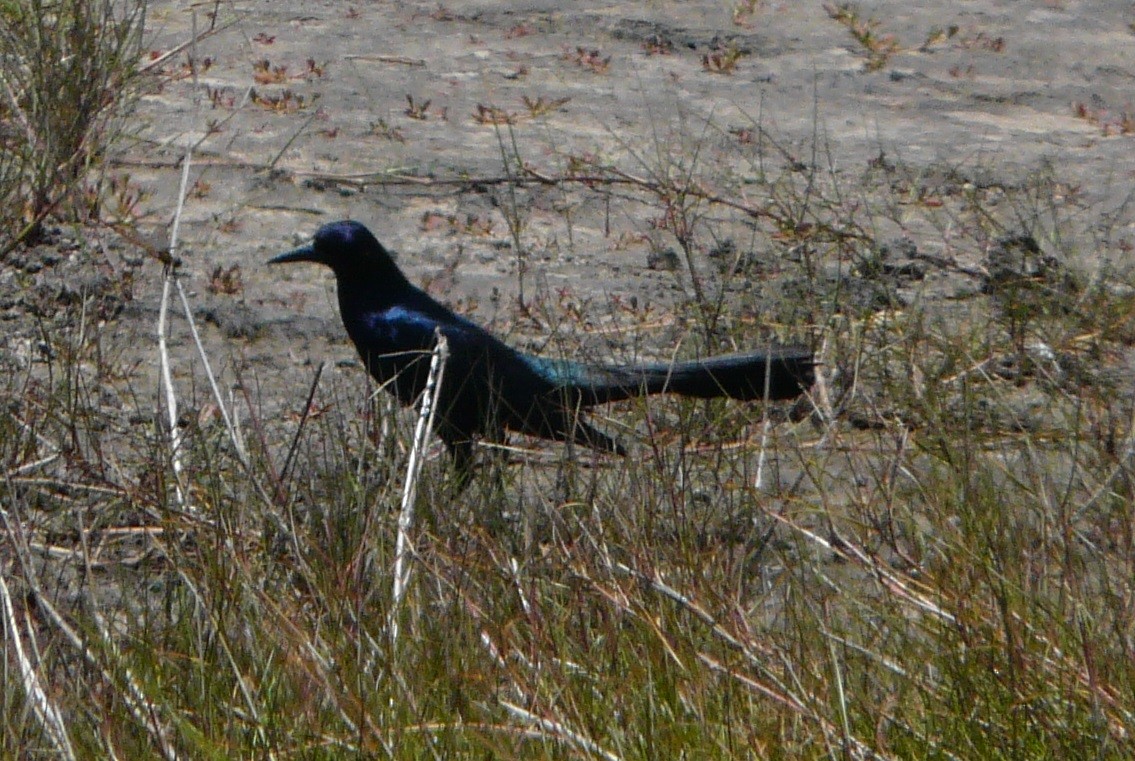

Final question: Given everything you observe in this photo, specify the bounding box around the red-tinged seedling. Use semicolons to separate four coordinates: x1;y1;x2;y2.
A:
701;45;746;75
472;103;517;125
405;94;432;120
824;2;902;71
522;95;570;118
564;46;611;74
208;264;244;296
249;88;309;113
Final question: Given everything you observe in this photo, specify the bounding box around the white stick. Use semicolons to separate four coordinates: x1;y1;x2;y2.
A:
157;270;186;509
156;10;201;511
0;573;76;760
753;342;776;490
389;332;449;643
175;280;247;464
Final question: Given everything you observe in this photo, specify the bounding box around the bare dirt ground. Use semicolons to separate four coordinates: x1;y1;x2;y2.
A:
60;0;1123;419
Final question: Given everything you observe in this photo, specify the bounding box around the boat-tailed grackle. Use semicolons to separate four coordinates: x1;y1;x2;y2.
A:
269;220;814;475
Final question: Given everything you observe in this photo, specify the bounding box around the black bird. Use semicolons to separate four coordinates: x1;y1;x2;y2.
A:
269;220;813;475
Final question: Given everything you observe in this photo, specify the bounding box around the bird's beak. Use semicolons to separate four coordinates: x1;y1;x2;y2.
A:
267;244;317;265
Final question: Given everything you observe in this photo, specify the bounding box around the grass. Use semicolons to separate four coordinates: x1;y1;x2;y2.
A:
3;2;1135;759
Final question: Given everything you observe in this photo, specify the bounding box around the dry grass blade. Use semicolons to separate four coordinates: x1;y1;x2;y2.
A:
0;573;76;759
498;700;623;761
390;332;449;643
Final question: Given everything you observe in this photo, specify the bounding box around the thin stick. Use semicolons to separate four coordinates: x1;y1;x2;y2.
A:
267;108;321;171
157;269;186;508
280;362;326;485
343;54;426;66
175;279;246;463
137;15;237;73
389;332;449;644
157;11;202;511
754;340;776;490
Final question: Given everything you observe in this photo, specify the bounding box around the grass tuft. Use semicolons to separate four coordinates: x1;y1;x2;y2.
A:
0;0;145;253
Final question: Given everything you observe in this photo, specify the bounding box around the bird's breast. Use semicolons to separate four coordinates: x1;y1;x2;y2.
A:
338;308;435;396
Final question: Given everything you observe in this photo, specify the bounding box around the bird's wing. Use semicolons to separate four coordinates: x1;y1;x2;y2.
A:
345;303;502;407
351;303;490;355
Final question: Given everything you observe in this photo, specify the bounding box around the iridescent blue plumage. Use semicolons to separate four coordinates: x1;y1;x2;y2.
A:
269;220;814;475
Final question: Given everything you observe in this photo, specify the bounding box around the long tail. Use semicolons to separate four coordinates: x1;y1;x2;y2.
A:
565;347;815;406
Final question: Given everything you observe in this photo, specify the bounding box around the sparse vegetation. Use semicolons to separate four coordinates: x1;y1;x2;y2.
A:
3;2;1135;759
825;2;903;71
0;0;146;252
472;102;519;125
249;87;311;113
731;0;762;28
1074;100;1135;136
522;94;571;118
404;93;432;120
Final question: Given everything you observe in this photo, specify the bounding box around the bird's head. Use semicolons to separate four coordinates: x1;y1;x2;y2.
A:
268;220;404;280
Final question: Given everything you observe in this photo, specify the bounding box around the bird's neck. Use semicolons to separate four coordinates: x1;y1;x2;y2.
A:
335;259;414;311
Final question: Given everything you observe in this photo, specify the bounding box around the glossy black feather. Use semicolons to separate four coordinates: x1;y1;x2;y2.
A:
269;220;813;472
